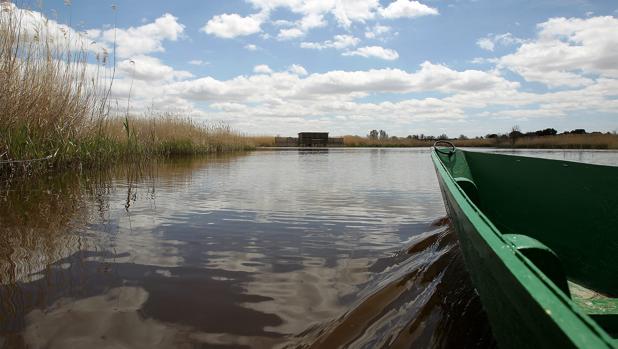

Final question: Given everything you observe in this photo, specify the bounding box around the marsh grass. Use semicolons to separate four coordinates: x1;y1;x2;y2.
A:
102;115;254;156
506;134;618;149
451;134;618;149
341;134;618;149
343;135;430;147
247;136;276;147
0;3;254;176
0;2;104;164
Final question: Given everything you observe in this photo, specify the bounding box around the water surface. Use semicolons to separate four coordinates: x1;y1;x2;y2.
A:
1;148;616;348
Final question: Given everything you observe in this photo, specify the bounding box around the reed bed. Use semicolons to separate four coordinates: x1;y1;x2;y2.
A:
0;2;104;166
343;135;431;147
0;4;254;175
247;135;276;147
99;115;254;156
453;134;618;149
341;134;618;149
507;134;618;149
451;138;495;147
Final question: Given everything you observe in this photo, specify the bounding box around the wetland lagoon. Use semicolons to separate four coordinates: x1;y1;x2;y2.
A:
2;148;618;349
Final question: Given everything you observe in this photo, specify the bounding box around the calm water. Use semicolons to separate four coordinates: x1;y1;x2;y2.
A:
1;148;616;348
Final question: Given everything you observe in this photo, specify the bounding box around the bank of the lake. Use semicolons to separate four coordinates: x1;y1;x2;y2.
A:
253;133;618;150
0;114;256;175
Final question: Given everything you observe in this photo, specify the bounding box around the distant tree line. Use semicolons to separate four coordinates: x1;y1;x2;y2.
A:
487;127;606;140
366;127;611;142
368;129;449;141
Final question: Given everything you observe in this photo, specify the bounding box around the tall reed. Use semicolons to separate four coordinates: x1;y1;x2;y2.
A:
100;114;254;155
0;3;254;175
0;2;106;164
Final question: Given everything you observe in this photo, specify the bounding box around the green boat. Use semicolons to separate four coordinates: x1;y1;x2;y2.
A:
431;142;617;349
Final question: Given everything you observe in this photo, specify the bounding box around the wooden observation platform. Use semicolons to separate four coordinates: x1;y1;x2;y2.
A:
275;132;344;147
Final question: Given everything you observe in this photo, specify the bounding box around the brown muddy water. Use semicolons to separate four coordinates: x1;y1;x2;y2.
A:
1;148;617;349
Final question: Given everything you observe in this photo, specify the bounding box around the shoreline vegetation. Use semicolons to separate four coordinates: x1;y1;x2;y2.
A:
342;132;618;149
0;4;254;176
253;133;618;150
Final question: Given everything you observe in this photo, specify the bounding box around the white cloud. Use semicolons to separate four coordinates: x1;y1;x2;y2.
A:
0;3;106;54
498;16;618;87
152;61;538;134
206;0;437;41
273;5;330;39
105;57;616;136
470;57;498;65
273;19;295;27
188;60;208;66
118;55;193;82
477;33;524;51
1;4;184;61
253;64;273;74
300;34;360;50
297;12;328;31
332;0;381;28
480;108;566;119
477;38;495;51
298;62;517;96
202;13;263;38
288;64;308;76
379;0;439;19
343;46;399;60
244;44;259;51
165;61;517;104
365;24;392;39
277;27;305;40
98;13;185;58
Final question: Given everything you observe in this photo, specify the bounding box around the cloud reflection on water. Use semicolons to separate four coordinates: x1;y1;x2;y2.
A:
2;149;474;348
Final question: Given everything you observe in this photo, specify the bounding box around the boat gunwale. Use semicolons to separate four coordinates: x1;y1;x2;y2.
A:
431;148;616;348
461;148;618;169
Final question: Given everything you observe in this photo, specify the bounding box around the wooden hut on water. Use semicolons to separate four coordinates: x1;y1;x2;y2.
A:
274;132;344;147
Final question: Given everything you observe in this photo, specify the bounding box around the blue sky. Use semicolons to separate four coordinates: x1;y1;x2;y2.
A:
15;0;618;136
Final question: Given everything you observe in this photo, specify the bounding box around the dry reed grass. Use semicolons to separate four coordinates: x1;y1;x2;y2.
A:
0;2;105;163
343;135;432;147
0;4;254;175
247;136;276;147
510;133;618;149
452;138;495;147
342;134;618;149
101;115;254;155
453;134;618;149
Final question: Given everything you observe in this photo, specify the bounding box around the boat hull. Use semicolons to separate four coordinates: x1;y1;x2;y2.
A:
432;150;616;349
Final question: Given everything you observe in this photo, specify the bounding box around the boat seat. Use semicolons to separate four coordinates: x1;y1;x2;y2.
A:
503;234;570;296
454;177;480;206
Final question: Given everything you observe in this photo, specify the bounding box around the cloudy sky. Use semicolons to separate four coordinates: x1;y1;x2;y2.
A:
15;0;618;136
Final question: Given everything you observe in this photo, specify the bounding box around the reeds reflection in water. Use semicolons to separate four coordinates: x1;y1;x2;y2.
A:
0;154;255;347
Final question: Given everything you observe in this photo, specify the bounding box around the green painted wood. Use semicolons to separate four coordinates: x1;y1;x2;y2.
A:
463;150;618;296
432;148;617;349
503;233;570;295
